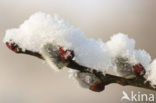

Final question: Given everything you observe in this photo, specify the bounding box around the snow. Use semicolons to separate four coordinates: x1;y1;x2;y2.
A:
147;59;156;86
3;12;111;72
3;12;154;77
106;33;135;57
3;12;75;52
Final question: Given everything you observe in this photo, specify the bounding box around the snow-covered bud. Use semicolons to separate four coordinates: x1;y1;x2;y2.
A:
133;64;145;76
76;72;104;92
58;47;74;62
6;42;20;53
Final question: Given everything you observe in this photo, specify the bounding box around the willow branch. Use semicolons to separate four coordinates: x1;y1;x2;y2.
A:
11;47;155;92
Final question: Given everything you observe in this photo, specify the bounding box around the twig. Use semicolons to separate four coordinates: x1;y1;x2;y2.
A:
12;47;155;92
5;41;155;92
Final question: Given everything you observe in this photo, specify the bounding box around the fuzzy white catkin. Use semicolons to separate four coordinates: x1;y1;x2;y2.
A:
3;12;111;72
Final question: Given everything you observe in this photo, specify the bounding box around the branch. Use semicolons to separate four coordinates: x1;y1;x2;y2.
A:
6;43;156;92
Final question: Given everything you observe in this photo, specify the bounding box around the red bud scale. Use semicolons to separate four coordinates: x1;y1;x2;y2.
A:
6;42;18;53
133;64;145;76
58;47;74;62
90;82;105;92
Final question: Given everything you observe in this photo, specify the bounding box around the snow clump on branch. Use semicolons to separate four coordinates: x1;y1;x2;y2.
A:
3;12;156;86
3;12;111;72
